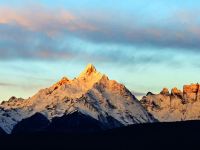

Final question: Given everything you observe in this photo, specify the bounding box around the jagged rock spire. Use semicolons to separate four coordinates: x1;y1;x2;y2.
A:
79;64;96;77
160;88;170;95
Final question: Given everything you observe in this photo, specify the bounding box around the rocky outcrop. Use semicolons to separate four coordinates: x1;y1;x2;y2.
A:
141;83;200;122
160;88;170;96
183;84;200;102
0;97;25;109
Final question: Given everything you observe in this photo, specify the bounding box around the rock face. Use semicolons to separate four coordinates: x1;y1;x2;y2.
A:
183;84;200;103
0;64;155;134
141;83;200;122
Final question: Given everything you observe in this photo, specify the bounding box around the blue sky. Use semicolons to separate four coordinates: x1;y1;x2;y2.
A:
0;0;200;100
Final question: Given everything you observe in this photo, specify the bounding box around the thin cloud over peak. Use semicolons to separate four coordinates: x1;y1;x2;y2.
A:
0;5;200;53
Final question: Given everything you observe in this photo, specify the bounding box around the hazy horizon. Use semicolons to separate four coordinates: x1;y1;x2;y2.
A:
1;0;200;101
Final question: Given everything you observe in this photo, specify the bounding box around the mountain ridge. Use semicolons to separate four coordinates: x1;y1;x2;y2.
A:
0;64;155;134
141;83;200;121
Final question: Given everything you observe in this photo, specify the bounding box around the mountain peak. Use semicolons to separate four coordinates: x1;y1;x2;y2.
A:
53;76;70;89
86;64;96;71
83;63;96;74
78;64;100;78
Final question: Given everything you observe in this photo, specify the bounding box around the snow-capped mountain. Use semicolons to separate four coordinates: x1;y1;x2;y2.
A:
141;84;200;122
0;64;155;134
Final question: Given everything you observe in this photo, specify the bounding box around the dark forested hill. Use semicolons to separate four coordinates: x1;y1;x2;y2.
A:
1;120;200;150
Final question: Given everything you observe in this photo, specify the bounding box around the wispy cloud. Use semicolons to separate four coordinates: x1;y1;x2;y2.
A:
0;6;96;33
0;81;47;90
0;82;17;87
132;91;146;97
0;5;200;63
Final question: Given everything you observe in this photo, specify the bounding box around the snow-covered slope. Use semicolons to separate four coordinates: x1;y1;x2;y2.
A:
0;64;155;134
141;84;200;122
